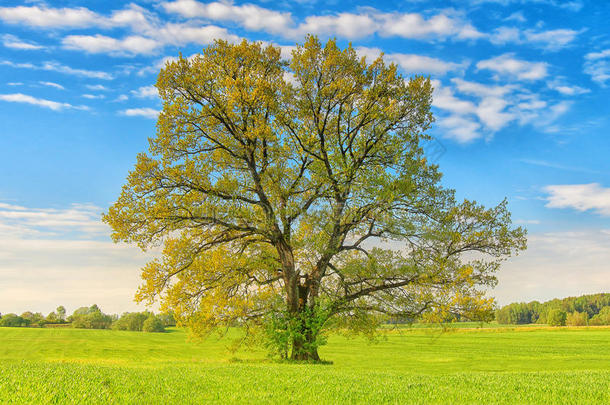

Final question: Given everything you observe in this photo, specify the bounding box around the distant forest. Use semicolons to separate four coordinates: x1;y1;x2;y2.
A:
496;293;610;326
0;304;174;332
2;294;609;330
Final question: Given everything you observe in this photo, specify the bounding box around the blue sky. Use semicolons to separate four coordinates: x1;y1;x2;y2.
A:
1;0;609;315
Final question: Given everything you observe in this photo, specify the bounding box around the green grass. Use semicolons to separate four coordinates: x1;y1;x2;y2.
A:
1;326;609;404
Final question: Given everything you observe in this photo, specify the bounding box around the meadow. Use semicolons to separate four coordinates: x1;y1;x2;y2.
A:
1;325;609;404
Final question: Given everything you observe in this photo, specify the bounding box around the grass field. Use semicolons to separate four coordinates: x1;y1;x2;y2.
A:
1;325;609;404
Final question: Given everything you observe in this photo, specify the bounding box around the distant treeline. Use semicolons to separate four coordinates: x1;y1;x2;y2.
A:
496;293;610;326
0;304;175;333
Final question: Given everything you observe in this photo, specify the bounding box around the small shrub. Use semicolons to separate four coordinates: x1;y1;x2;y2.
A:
143;316;165;333
112;312;150;331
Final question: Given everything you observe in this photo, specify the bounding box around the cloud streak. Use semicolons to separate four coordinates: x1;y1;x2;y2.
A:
62;34;160;56
0;93;87;111
0;202;106;235
1;34;43;50
121;107;160;119
584;49;610;86
544;183;610;216
431;77;569;143
490;27;582;51
477;54;548;81
356;47;468;75
1;60;113;80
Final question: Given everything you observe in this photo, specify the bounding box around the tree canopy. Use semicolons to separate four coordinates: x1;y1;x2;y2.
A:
104;36;526;360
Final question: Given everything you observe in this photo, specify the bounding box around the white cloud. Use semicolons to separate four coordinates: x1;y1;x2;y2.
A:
131;85;158;99
0;3;239;57
524;29;582;51
378;11;483;40
477;53;548;81
162;0;293;35
584;49;610;86
0;93;87;111
0;60;34;69
489;27;521;44
155;23;240;47
490;27;581;51
82;94;105;99
114;94;129;102
296;13;378;39
162;0;483;41
107;4;158;32
387;53;467;75
85;84;109;91
7;82;23;86
452;78;514;97
511;95;570;131
121;107;160;119
39;81;64;90
433;79;518;140
437;114;482;143
586;49;610;61
60;24;239;57
469;0;583;11
504;11;526;22
475;96;514;131
495;229;610;306
356;47;467;75
1;60;113;80
1;34;42;50
432;77;568;142
432;83;477;115
546;78;589;95
0;202;106;235
544;183;610;216
0;5;100;28
0;3;156;31
42;61;113;80
62;34;160;56
532;101;570;132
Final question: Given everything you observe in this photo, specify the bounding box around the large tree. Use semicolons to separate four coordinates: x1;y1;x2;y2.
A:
104;36;526;361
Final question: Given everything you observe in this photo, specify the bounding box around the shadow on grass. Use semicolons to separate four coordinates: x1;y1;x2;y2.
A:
228;357;333;365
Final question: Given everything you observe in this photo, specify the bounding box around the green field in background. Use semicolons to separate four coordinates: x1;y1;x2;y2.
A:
1;325;609;404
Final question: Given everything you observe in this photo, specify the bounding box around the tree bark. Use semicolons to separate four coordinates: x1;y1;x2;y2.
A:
289;282;322;361
276;239;323;361
290;326;321;361
291;341;320;361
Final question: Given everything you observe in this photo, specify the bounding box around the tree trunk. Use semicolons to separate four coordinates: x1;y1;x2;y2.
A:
289;289;322;361
290;332;320;361
276;241;323;361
